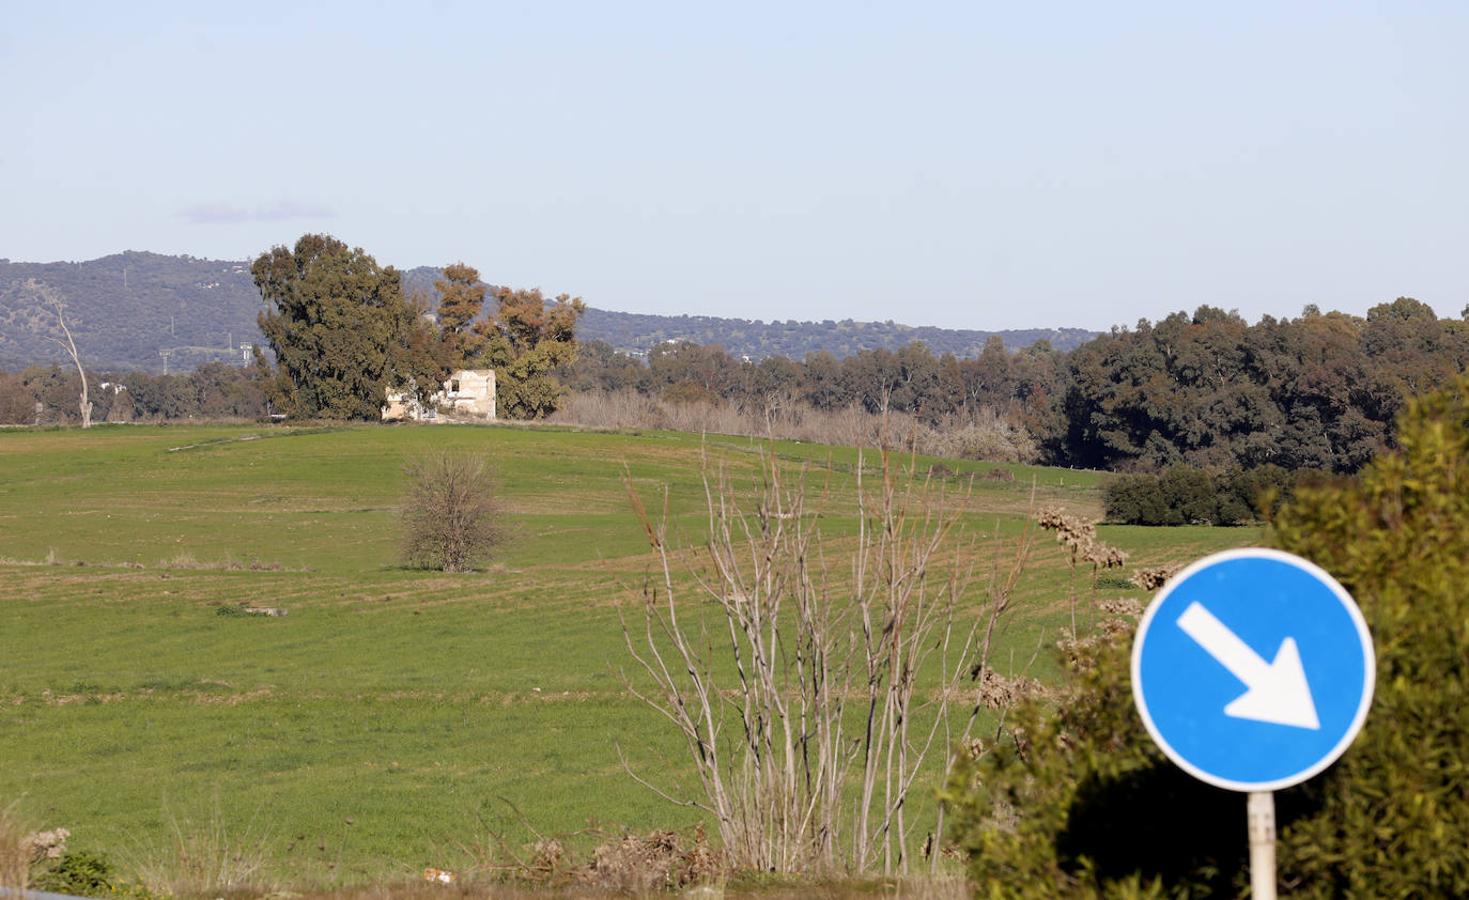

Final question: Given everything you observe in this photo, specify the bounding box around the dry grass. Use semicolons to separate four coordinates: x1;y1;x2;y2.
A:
550;389;1039;462
160;552;290;572
0;552;288;572
131;803;276;899
0;801;32;890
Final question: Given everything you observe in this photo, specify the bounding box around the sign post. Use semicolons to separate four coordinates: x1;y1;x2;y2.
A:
1247;791;1276;900
1132;548;1374;896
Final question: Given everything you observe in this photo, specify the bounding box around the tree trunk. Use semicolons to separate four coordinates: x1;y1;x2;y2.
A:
27;280;92;429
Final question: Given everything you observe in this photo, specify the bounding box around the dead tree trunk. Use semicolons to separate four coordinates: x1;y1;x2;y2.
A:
28;280;91;428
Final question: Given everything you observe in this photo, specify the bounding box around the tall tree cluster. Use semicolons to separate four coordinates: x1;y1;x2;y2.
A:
472;285;586;419
1058;299;1469;472
250;236;585;421
254;235;442;420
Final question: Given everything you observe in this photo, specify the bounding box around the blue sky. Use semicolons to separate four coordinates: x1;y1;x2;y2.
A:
3;1;1466;330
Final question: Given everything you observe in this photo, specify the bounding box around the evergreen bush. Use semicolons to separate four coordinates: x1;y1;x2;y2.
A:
948;374;1469;896
1103;464;1298;526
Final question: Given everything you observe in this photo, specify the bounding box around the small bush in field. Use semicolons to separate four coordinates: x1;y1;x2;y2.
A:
28;848;156;900
400;452;504;572
34;851;115;896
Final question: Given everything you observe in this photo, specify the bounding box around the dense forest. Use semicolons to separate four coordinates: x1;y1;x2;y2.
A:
0;253;1089;372
1063;299;1469;472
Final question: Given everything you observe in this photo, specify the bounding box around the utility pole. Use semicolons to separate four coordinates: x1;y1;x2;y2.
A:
160;349;172;375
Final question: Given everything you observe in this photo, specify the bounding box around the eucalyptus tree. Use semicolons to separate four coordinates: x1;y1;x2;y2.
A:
252;234;443;420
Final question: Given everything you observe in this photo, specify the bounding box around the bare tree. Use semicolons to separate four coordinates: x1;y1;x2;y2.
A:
26;280;92;428
620;447;1038;876
401;452;504;571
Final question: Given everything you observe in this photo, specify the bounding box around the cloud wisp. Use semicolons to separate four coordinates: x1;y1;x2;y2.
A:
180;201;336;225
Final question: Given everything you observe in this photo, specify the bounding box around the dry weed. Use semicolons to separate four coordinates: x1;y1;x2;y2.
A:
973;669;1049;710
1131;566;1176;591
0;802;69;890
1036;506;1127;569
581;826;722;893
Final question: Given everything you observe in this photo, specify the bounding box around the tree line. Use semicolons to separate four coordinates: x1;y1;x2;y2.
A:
0;362;267;424
6;235;1467;484
568;335;1069;439
564;296;1469;474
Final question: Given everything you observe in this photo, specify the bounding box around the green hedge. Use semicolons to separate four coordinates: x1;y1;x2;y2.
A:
1102;464;1300;526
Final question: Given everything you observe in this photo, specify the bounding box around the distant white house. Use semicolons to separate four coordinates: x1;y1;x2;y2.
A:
382;369;496;423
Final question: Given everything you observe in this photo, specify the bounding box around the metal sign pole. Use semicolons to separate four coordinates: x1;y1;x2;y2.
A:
1247;791;1276;900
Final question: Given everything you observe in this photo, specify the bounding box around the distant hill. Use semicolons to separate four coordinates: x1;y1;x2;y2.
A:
0;252;263;373
1;253;1097;372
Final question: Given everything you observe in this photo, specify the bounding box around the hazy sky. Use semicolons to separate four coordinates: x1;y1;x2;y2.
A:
4;2;1467;330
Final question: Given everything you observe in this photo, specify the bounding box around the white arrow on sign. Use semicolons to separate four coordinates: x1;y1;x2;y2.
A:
1176;602;1320;730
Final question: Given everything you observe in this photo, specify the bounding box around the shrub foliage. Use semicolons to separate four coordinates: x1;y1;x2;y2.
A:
948;374;1469;896
400;452;503;572
1103;464;1299;526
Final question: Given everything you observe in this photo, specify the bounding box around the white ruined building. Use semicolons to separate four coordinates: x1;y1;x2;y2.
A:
382;369;496;422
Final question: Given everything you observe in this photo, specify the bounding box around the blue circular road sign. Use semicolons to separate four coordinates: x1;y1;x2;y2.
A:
1132;548;1375;792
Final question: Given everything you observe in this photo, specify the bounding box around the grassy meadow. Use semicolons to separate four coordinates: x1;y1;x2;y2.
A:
0;423;1258;887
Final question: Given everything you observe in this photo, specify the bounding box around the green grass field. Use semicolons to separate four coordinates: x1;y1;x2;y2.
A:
0;423;1259;887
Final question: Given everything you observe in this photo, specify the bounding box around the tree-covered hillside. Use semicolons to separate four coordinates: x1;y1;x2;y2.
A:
0;252;261;372
573;306;1094;361
0;254;1092;372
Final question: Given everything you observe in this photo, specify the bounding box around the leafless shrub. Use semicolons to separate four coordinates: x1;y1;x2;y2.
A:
401;452;504;572
620;449;1037;876
923;410;1038;463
